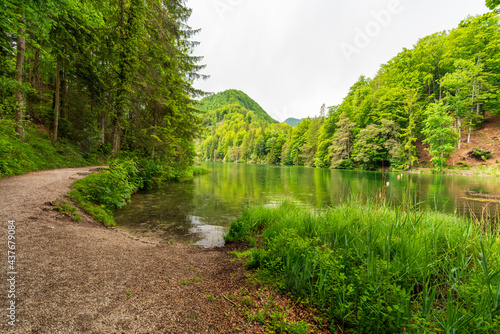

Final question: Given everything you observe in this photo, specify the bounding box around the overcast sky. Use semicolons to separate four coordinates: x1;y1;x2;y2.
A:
186;0;491;122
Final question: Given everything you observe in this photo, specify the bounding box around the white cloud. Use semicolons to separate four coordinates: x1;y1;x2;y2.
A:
187;0;490;122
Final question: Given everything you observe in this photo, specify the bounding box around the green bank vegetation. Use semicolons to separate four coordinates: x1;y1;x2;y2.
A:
197;11;500;172
226;200;500;333
69;159;209;226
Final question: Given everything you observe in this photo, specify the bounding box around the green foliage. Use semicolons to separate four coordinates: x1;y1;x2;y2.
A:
198;89;277;124
471;147;494;160
54;200;82;222
74;160;141;210
329;113;355;169
1;0;204;177
353;120;402;170
486;1;500;11
197;91;292;164
192;167;211;175
315;105;340;168
69;158;168;226
229;200;500;333
197;12;500;173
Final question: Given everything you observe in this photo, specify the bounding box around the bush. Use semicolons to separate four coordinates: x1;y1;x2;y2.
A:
470;147;493;161
69;158;180;226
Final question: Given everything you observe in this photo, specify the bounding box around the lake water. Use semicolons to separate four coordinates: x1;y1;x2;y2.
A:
114;162;500;247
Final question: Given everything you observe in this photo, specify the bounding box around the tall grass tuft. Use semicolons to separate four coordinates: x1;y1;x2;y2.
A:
225;196;500;333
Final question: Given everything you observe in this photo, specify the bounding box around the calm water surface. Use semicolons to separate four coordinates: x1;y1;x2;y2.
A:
114;162;500;247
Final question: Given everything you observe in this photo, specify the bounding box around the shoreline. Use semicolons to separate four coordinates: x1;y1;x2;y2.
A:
199;160;500;177
0;166;325;333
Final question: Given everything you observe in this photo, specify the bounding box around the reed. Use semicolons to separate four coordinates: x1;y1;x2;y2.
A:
225;196;500;333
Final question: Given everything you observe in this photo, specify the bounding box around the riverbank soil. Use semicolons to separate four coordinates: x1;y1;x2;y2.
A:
0;167;326;333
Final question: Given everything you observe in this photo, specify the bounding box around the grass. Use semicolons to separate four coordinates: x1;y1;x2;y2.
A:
206;294;218;301
180;275;202;286
239;291;315;333
225;198;500;333
53;199;82;222
173;166;211;182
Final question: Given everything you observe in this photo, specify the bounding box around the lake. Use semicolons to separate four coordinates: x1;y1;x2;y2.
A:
114;162;500;247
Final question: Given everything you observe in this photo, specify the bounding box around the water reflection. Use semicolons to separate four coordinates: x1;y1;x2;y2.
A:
187;216;225;247
114;163;500;247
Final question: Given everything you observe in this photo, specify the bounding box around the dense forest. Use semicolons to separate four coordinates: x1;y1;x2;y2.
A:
0;0;205;177
197;11;500;171
2;2;500;176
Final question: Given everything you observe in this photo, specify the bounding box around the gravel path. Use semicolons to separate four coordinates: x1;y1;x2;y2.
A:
0;167;266;333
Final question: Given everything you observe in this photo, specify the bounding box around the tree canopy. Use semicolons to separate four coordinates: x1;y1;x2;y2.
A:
0;0;206;174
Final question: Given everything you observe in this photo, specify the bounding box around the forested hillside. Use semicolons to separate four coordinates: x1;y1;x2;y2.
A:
198;89;277;124
197;90;291;163
197;12;500;171
0;0;204;177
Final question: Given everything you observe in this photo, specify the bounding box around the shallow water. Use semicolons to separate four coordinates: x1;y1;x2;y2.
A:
114;163;500;247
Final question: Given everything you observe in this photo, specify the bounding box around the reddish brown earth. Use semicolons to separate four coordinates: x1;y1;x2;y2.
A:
0;167;328;333
417;112;500;169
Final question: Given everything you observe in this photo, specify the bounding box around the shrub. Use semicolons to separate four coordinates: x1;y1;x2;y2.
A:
70;159;143;226
69;158;182;226
470;147;493;161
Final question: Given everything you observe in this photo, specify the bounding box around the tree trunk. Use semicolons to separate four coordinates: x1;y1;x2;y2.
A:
111;0;126;157
53;54;61;143
29;48;40;89
457;117;461;149
467;119;472;144
100;109;105;146
408;148;412;170
60;54;66;120
15;31;26;141
111;120;121;156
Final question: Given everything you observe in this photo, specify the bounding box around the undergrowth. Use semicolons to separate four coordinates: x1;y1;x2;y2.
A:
0;119;99;178
70;159;145;226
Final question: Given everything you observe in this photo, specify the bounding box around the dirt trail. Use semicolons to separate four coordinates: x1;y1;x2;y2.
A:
0;167;264;333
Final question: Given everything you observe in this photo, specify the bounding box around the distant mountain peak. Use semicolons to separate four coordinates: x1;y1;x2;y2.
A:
283;118;304;127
